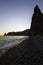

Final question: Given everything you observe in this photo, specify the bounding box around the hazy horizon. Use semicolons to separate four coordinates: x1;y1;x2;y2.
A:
0;0;43;35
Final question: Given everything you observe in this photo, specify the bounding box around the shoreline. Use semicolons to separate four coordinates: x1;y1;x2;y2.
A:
0;37;28;57
0;36;43;65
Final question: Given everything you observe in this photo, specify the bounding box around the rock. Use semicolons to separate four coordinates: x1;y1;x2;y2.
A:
4;33;6;36
30;5;43;35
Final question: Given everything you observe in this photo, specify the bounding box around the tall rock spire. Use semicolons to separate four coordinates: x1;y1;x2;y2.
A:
30;5;43;35
34;5;41;14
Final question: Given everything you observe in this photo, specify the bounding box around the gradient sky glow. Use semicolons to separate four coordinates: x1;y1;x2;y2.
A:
0;0;43;35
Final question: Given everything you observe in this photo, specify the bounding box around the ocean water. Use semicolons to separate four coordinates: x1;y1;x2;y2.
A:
0;36;28;56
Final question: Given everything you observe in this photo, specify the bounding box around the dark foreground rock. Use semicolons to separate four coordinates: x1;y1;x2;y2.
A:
0;36;43;65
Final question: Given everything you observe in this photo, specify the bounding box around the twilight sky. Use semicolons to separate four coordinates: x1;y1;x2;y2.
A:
0;0;43;35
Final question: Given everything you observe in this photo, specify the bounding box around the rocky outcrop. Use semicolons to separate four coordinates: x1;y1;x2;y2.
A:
4;29;30;36
30;5;43;35
4;33;6;36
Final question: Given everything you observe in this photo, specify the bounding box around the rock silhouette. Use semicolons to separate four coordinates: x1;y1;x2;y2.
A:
4;5;43;36
5;29;30;36
30;5;43;35
4;33;6;36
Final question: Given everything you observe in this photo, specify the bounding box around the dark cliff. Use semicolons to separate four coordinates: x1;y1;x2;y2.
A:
30;5;43;35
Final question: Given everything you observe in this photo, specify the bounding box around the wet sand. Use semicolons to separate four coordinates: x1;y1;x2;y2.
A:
0;36;43;65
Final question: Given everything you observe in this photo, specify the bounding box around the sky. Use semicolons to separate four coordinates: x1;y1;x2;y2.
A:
0;0;43;35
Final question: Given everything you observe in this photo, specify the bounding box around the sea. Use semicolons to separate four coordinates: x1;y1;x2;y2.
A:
0;36;28;57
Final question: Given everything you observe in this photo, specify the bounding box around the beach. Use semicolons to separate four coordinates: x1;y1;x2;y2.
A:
0;36;28;57
0;36;43;65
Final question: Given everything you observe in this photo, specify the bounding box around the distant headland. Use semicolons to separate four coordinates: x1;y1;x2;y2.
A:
4;5;43;36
